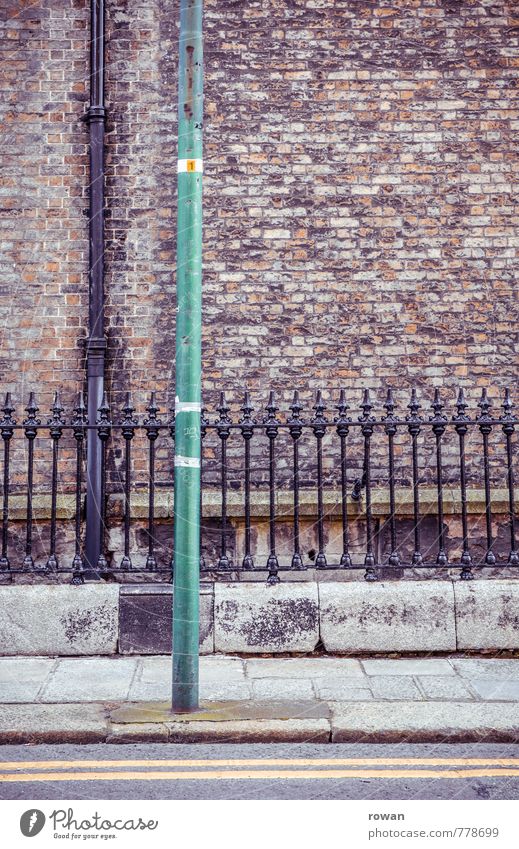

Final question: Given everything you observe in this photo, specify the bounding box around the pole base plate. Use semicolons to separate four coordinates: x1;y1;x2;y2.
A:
111;700;330;724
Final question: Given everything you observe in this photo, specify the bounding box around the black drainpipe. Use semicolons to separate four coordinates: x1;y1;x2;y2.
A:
83;0;106;571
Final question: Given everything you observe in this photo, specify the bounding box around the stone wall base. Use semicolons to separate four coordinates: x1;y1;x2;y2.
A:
1;580;518;656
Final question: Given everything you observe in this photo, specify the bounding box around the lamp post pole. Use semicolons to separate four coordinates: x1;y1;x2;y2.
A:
172;0;204;713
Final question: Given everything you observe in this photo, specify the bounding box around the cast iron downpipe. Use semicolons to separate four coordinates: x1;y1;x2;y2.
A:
84;0;107;571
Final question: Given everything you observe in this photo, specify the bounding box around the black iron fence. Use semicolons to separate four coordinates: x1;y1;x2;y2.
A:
0;386;517;583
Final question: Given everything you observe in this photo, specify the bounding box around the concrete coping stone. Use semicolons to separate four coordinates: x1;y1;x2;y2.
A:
2;487;515;520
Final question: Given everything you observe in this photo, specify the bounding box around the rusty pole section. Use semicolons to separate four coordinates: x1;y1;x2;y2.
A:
172;0;204;712
84;0;107;572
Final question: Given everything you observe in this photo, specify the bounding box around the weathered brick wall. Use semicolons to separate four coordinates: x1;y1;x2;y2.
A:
0;0;518;421
0;0;88;413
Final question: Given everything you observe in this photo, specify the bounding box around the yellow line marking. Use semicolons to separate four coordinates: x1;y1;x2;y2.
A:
1;758;519;771
2;769;519;783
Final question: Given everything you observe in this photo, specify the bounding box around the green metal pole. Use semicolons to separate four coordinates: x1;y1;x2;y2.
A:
172;0;203;713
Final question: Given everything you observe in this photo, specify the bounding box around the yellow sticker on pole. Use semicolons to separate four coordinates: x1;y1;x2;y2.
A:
177;158;203;173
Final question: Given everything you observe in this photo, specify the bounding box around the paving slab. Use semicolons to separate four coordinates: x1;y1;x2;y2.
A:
314;683;373;701
0;704;108;744
245;657;364;679
251;678;315;701
369;676;423;701
41;657;138;702
128;677;252;702
0;657;55;702
361;658;456;676
136;655;248;683
450;658;519;680
127;655;249;701
331;702;519;743
468;680;519;701
133;655;245;679
200;656;247;681
417;677;474;700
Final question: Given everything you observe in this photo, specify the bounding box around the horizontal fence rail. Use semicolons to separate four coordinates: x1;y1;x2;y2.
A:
0;387;517;584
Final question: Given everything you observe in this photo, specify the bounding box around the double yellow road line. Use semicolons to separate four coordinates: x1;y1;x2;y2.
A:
1;758;519;783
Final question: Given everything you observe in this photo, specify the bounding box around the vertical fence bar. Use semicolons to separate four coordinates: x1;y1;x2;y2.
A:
144;393;159;570
216;392;231;570
71;393;86;583
95;393;110;572
383;388;400;568
360;390;376;581
46;392;64;570
335;390;352;568
288;391;304;570
240;392;254;570
264;391;279;584
501;389;519;567
312;390;327;569
407;388;423;566
430;388;448;567
120;393;136;570
478;389;496;565
0;394;15;574
22;393;40;570
454;388;473;579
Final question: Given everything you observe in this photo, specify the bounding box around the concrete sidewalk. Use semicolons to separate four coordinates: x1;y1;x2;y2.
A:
1;655;519;744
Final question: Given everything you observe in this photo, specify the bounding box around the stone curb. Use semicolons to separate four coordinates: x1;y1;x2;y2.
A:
2;701;519;744
331;702;519;743
1;580;519;656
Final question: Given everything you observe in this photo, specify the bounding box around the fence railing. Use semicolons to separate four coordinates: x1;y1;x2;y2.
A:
0;386;517;583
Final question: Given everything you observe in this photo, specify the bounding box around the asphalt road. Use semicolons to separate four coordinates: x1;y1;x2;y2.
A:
1;742;519;800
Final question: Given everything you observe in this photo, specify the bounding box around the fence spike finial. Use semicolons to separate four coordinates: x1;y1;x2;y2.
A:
456;386;466;411
97;391;110;422
290;389;302;419
359;387;373;422
121;391;137;427
72;391;87;427
430;387;447;426
49;390;65;426
240;390;254;431
217;390;231;426
2;393;15;425
477;386;491;420
264;390;278;425
383;387;396;421
24;391;40;420
502;387;513;419
406;386;421;422
312;389;326;427
145;391;159;423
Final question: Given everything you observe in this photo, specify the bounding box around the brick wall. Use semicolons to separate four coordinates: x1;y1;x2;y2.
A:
0;0;518;424
0;0;88;412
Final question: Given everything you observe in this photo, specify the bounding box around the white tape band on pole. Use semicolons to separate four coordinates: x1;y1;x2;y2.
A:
174;455;201;469
175;400;202;413
177;159;203;173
